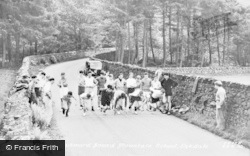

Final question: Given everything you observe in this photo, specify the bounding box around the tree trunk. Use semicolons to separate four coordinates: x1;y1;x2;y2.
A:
149;21;156;63
128;22;131;64
169;5;172;64
222;18;226;65
176;6;180;65
216;28;221;66
7;33;12;62
133;22;139;64
162;4;167;66
15;33;20;64
179;16;184;67
208;27;212;65
187;16;191;65
30;42;33;55
22;42;25;59
120;29;125;63
1;35;6;67
143;19;148;68
115;30;119;62
35;40;38;55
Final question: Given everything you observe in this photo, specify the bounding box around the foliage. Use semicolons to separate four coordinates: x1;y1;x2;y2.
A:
0;0;250;67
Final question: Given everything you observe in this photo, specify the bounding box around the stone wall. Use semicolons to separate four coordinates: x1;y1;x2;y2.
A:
0;48;114;140
95;51;250;76
93;57;250;147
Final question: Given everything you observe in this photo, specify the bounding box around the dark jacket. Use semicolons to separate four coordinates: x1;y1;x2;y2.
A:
161;78;178;96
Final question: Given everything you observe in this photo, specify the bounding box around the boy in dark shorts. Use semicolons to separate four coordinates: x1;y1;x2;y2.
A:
129;90;143;114
161;73;178;115
100;85;114;114
62;91;76;117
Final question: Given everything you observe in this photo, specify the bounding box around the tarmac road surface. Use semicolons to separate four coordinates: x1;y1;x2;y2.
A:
44;58;250;156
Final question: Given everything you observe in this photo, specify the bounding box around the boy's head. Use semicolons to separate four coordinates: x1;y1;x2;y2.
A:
144;72;149;78
40;72;46;78
61;72;65;78
87;94;91;99
118;73;123;79
214;81;222;89
49;78;55;84
68;91;73;97
31;75;37;79
136;75;141;80
163;73;170;80
87;72;92;77
107;85;114;92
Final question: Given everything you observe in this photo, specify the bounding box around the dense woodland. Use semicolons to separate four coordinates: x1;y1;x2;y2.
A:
0;0;250;67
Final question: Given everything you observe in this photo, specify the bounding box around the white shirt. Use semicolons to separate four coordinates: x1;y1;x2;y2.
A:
35;76;46;88
126;78;137;88
43;82;52;93
79;75;85;86
85;77;96;87
151;80;161;90
216;87;226;109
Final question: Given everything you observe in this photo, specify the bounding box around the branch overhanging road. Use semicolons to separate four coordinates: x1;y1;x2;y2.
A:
44;58;250;156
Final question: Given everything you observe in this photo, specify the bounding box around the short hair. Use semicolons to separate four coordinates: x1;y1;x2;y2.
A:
107;85;114;90
68;91;73;96
41;72;46;76
49;78;55;81
214;81;223;87
31;75;37;79
163;73;170;77
87;94;91;99
22;75;28;79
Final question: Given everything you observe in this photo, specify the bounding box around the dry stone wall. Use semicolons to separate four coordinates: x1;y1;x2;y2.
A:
0;49;115;140
95;52;250;76
93;57;250;147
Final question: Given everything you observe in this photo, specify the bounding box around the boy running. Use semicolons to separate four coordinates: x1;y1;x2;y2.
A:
61;91;77;117
100;85;114;114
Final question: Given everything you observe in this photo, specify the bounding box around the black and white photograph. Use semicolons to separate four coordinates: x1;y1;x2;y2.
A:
0;0;250;156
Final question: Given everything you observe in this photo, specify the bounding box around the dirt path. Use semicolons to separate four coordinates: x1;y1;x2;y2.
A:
44;59;250;156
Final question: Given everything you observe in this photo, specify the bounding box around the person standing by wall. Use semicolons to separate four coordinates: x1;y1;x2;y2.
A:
161;73;178;115
43;78;55;100
214;80;227;131
34;72;46;101
58;72;69;112
28;75;38;104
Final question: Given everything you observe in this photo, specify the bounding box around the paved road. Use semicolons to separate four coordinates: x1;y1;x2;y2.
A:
44;59;250;156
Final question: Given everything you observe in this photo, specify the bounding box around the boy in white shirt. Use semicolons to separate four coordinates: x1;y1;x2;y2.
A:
84;72;98;111
214;80;226;130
